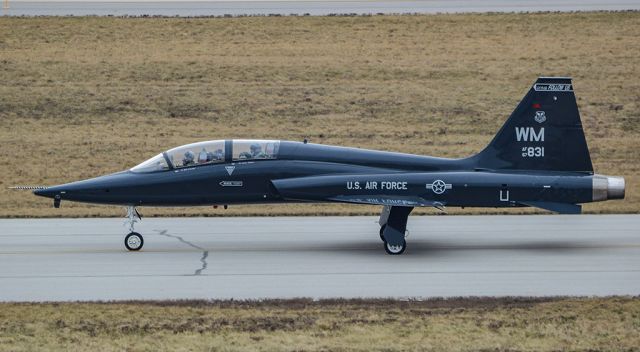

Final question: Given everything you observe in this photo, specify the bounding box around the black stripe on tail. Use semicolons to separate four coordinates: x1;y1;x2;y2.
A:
472;77;593;173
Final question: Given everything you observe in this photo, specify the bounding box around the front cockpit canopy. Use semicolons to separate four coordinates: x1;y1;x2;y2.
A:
130;140;280;173
130;140;225;173
130;153;170;173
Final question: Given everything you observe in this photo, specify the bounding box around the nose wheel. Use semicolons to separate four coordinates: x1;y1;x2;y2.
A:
125;232;144;251
124;206;144;251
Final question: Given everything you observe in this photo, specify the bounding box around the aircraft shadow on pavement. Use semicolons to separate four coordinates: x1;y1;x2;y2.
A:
182;238;598;258
399;240;597;257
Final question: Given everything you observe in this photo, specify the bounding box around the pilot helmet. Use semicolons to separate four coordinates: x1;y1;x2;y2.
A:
184;150;195;162
250;143;262;153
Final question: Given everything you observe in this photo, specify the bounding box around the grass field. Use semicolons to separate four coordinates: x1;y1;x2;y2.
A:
0;12;639;217
0;297;638;351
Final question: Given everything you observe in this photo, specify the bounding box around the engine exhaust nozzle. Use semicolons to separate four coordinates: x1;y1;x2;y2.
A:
592;174;625;201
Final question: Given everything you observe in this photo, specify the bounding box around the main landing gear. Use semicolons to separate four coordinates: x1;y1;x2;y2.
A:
124;206;144;251
378;206;413;255
379;224;407;255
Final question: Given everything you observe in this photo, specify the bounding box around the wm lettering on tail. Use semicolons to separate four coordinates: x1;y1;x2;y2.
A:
515;127;545;142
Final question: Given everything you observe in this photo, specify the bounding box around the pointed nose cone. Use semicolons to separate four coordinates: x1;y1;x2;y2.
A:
33;187;60;199
32;171;136;205
33;186;65;208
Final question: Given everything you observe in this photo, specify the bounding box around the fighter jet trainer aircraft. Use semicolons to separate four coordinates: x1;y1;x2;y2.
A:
28;77;625;254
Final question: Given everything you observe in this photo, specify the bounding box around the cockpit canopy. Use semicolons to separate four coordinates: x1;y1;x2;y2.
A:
130;153;170;173
232;139;279;161
167;140;226;169
130;140;280;173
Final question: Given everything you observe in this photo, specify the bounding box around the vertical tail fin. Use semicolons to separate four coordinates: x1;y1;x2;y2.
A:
473;77;593;173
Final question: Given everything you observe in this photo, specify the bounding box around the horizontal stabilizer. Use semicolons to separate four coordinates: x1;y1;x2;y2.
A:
519;201;582;214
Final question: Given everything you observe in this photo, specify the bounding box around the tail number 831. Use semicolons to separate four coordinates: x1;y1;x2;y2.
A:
522;146;544;158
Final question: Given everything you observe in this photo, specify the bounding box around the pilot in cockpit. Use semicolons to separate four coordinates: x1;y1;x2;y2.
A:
213;148;224;160
198;148;208;164
204;149;223;162
250;143;267;158
183;151;195;166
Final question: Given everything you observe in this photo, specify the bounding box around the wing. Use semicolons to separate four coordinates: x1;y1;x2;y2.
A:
518;201;582;214
271;174;441;208
327;195;441;207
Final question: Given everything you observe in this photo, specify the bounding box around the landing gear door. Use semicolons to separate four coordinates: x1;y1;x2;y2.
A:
378;205;391;227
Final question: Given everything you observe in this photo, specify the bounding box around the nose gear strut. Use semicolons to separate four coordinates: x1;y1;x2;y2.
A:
124;206;144;251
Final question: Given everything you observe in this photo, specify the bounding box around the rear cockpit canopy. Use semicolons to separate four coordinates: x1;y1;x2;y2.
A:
130;139;280;173
232;139;279;161
166;140;226;169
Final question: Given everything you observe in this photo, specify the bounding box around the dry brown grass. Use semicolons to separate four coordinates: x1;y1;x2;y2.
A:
0;12;638;217
0;297;638;351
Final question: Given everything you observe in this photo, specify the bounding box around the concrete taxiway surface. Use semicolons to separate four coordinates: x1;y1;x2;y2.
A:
0;215;638;301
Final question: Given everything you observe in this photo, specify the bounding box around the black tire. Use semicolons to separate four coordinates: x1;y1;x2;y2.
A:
379;224;387;241
124;232;144;251
384;239;406;255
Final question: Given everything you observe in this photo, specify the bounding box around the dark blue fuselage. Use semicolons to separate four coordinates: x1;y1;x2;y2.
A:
35;141;595;210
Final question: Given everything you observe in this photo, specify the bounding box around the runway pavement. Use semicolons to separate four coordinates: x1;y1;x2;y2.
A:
0;215;638;301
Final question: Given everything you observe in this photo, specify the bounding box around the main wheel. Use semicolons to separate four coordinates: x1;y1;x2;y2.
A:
384;239;406;255
379;224;387;241
124;232;144;251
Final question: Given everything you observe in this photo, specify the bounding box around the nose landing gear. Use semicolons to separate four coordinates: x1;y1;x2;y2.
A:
125;232;144;251
124;206;144;251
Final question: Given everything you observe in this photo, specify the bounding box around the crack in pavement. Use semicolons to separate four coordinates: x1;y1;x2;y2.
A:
155;230;208;276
